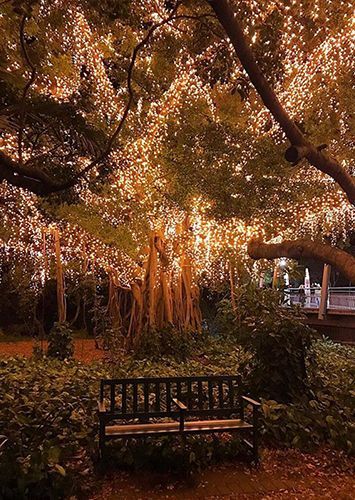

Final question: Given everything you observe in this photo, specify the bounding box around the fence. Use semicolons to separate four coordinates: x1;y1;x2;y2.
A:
284;287;355;312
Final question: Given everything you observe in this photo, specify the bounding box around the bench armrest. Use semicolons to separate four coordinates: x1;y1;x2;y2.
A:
172;398;186;432
0;435;8;451
241;396;260;433
242;396;261;407
98;400;106;413
172;398;187;411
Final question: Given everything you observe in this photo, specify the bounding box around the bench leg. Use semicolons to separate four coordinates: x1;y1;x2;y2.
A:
99;420;106;460
252;407;260;465
181;433;187;450
252;428;259;465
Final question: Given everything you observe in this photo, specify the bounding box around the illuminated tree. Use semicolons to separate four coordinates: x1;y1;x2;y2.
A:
0;0;354;341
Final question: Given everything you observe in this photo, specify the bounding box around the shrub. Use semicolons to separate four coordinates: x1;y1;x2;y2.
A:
262;339;355;454
0;349;248;498
216;285;315;402
107;434;244;475
47;322;74;360
134;326;197;361
0;336;353;498
0;357;106;499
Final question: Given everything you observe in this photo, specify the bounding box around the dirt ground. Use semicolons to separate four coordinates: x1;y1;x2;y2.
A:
90;448;355;499
0;338;104;363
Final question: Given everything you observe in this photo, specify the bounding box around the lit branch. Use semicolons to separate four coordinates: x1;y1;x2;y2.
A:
207;0;355;205
18;14;37;165
0;3;182;195
248;238;355;283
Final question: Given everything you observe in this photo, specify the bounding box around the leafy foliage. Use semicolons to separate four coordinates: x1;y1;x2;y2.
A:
216;285;314;402
0;357;106;499
0;336;353;498
134;326;197;362
107;433;244;475
0;259;39;336
47;322;74;360
262;339;355;454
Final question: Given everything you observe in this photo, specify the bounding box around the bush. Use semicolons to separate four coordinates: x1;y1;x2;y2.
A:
47;322;74;360
216;285;315;402
0;347;249;498
107;433;244;475
262;340;355;454
0;334;353;498
134;326;197;361
0;357;108;499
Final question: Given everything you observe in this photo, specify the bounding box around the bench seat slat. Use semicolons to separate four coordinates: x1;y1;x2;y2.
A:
105;419;252;437
186;419;252;431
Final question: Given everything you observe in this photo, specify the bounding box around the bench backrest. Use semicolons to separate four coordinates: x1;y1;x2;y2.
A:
100;375;242;420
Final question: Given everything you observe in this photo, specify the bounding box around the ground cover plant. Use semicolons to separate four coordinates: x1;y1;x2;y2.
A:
0;329;353;499
0;0;354;349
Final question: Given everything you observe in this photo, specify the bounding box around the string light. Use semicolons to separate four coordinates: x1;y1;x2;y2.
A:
0;0;354;292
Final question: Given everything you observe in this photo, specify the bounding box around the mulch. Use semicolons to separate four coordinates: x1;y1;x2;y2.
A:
89;448;355;499
0;338;104;363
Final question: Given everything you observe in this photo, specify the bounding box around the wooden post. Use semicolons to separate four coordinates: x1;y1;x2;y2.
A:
258;272;264;288
318;264;331;320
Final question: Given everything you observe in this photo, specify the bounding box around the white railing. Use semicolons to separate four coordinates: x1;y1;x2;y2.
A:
284;287;355;312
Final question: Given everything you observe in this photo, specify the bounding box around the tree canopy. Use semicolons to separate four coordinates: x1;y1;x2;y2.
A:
0;0;354;325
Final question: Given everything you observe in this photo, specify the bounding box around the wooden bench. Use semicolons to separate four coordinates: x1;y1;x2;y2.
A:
98;375;260;463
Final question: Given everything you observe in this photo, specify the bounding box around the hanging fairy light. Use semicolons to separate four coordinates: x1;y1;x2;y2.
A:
0;0;353;294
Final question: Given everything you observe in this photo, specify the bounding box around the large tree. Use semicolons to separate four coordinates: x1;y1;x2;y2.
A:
0;0;354;298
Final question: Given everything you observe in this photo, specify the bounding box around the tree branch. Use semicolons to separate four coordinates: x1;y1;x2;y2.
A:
0;151;61;194
248;238;355;283
51;2;183;191
0;5;182;195
207;0;355;205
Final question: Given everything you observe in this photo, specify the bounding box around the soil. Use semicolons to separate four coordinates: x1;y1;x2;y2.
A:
0;338;104;363
89;448;355;499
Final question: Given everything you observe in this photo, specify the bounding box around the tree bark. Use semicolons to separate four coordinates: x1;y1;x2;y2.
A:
248;238;355;283
52;229;67;323
0;151;62;195
207;0;355;205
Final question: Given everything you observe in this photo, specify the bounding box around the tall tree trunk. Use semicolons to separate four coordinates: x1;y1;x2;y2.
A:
107;270;122;329
248;239;355;283
52;229;66;323
207;0;355;205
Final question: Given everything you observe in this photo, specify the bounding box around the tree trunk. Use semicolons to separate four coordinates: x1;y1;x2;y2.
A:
52;229;66;323
248;238;355;283
207;0;355;205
